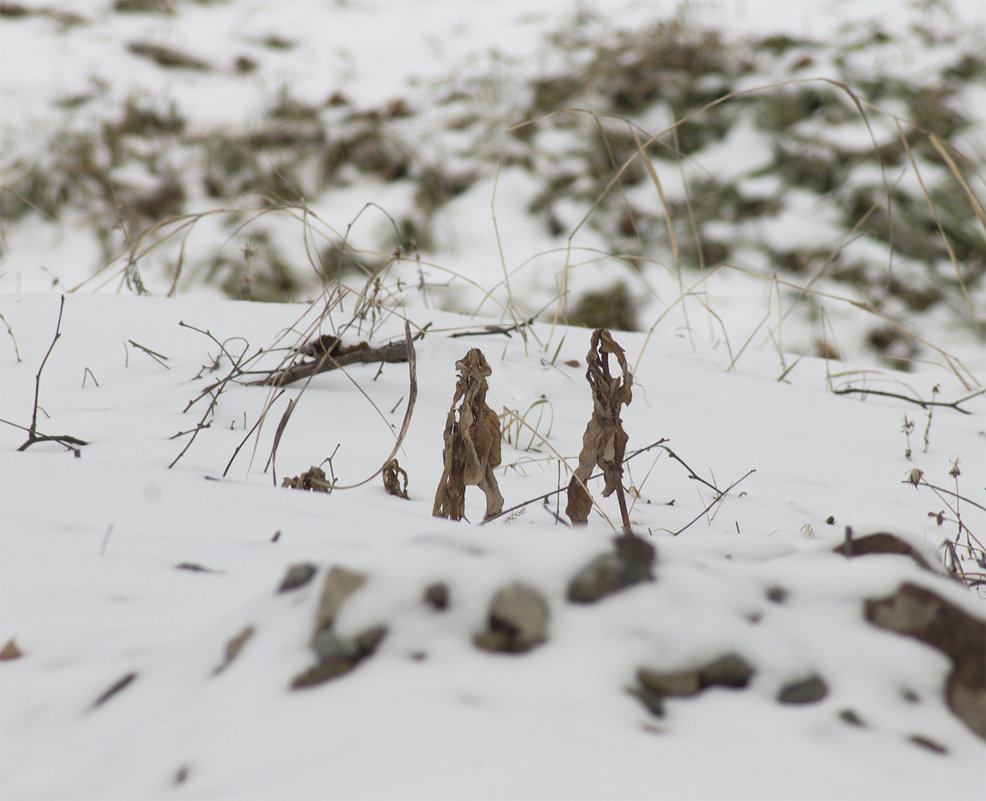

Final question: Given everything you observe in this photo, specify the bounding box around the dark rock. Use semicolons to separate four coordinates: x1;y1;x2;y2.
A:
277;562;318;593
699;653;754;688
290;565;387;690
638;667;701;699
778;675;828;704
567;534;655;603
865;581;986;739
834;531;936;573
765;585;789;604
291;656;358;689
474;582;549;653
312;625;387;664
423;582;449;611
839;708;866;727
635;653;754;716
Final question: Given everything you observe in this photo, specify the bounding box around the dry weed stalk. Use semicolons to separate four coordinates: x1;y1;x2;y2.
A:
566;328;633;533
433;348;503;521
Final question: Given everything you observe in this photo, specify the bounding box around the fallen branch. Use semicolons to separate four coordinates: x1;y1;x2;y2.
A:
249;339;408;387
832;386;983;414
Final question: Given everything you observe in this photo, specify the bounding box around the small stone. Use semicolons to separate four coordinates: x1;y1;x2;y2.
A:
637;667;701;698
838;708;866;727
866;582;985;739
277;562;318;593
312;566;367;638
290;565;387;690
294;624;388;690
423;582;449;611
765;585;789;604
835;532;936;572
567;553;624;603
567;534;655;603
778;675;828;705
0;638;23;661
699;653;754;689
475;582;549;653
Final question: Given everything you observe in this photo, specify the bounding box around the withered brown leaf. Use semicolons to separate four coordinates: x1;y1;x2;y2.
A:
566;329;633;532
282;466;331;492
382;458;410;499
433;348;503;521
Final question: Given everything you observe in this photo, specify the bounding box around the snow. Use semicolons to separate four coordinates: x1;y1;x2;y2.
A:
1;289;984;799
2;1;986;799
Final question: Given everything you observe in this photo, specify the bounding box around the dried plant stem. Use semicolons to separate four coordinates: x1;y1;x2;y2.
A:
566;329;634;533
0;311;20;362
14;296;88;454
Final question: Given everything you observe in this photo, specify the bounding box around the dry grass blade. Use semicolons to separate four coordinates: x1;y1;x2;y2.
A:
566;328;633;533
433;348;504;521
331;322;418;491
930;134;986;228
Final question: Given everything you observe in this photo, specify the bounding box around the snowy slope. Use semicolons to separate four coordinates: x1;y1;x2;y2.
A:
1;292;984;799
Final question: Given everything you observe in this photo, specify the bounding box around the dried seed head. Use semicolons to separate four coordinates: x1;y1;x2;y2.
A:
907;468;924;487
948;458;961;479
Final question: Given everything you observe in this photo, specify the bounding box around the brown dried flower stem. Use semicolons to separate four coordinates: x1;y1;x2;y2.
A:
566;329;633;534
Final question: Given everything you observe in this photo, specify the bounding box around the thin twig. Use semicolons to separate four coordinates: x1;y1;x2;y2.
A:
15;296;88;454
0;311;20;362
482;438;669;524
127;339;170;368
670;469;756;537
449;316;538;339
329;323;418;490
833;386;981;414
223;389;285;478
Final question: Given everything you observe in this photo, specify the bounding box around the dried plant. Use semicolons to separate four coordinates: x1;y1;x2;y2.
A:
566;329;633;533
433;348;503;521
382;458;410;499
282;466;331;492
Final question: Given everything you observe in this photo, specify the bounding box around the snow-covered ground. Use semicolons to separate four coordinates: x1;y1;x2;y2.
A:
1;289;984;799
2;1;985;799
